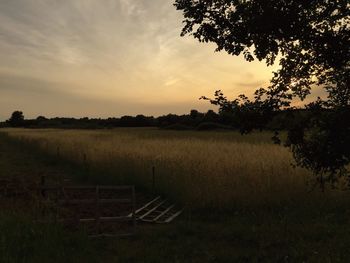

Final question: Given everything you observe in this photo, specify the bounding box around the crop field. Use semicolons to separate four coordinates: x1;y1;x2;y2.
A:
2;128;350;262
2;128;347;211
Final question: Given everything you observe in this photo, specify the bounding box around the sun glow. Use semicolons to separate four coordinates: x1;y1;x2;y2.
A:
0;0;278;120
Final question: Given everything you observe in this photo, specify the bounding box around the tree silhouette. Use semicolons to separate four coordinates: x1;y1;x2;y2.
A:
7;111;24;127
175;0;350;189
175;0;349;105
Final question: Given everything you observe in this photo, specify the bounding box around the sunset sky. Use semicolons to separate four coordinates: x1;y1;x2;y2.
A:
0;0;282;120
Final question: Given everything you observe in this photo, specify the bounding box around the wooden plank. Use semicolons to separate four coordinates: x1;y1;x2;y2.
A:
164;209;183;223
58;198;132;205
58;199;93;204
39;185;134;190
38;186;59;190
56;216;132;223
61;185;134;190
89;233;134;238
152;205;175;221
59;185;96;190
99;185;134;190
100;216;132;222
83;216;132;222
139;200;167;220
100;198;132;203
133;196;161;215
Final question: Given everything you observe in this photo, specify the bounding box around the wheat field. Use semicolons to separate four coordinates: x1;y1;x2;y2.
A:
2;128;340;209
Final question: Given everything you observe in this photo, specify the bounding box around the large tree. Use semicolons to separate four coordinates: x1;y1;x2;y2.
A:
7;111;24;127
175;0;350;189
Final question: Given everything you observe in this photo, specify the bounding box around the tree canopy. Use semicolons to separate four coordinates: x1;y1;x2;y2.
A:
7;111;24;127
175;0;350;189
175;0;349;108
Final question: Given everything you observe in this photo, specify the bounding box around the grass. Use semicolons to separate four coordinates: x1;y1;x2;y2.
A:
0;128;306;208
1;128;348;210
1;129;350;262
0;132;101;263
0;215;98;263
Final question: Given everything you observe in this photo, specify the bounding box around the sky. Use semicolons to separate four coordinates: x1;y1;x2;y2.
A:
0;0;282;120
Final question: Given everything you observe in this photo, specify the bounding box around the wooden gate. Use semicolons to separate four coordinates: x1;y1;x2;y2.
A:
40;183;137;237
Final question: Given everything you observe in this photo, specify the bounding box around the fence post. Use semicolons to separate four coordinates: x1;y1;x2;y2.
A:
131;186;136;234
152;166;155;194
40;175;47;218
95;186;100;234
83;153;89;174
40;175;47;199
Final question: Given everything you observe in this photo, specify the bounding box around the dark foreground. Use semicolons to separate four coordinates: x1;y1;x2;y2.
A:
1;134;350;263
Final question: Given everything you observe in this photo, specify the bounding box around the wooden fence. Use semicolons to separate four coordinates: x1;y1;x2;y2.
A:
1;177;137;237
40;183;137;237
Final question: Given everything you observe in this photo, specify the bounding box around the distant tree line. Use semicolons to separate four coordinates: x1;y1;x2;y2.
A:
0;109;311;132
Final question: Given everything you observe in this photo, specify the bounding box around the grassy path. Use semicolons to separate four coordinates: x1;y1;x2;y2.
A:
1;133;350;262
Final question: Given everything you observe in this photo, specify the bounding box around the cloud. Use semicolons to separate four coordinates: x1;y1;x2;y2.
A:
234;80;266;89
119;0;145;16
164;77;180;87
0;0;276;118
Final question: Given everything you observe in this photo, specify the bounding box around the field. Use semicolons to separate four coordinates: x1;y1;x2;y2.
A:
2;128;350;262
2;127;349;210
1;128;316;209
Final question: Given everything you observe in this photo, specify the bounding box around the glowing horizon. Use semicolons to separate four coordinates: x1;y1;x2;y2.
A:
1;0;288;121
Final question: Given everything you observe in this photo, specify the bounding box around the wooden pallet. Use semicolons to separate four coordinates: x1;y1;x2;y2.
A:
129;196;183;224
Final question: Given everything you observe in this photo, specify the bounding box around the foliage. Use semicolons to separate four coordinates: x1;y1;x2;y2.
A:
286;105;350;190
200;90;276;133
0;109;299;131
174;0;349;105
174;0;350;186
7;111;24;127
196;122;233;131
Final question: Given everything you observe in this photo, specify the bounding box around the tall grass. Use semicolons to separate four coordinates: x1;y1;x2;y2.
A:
1;128;345;210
